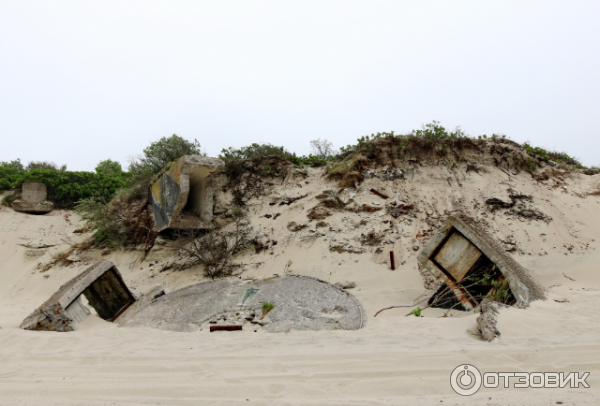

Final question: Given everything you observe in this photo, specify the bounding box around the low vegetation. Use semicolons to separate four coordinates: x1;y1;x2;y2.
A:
176;208;254;278
262;301;275;317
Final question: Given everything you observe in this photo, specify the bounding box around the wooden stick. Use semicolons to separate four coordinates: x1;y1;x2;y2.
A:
370;188;389;199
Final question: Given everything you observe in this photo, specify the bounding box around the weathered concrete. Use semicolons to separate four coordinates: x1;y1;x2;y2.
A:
12;182;54;214
150;155;225;231
118;275;367;333
20;260;136;332
418;215;546;310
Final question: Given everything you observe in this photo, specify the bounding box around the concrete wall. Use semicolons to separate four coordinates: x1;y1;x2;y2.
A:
22;182;47;202
150;155;225;231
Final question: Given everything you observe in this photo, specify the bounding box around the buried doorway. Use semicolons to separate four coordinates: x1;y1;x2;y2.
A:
63;269;136;324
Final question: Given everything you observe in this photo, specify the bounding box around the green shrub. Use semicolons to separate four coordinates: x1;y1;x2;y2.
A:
411;307;422;317
95;159;123;174
262;301;275;316
0;167;24;191
22;169;128;208
1;191;20;207
0;159;24;172
130;134;204;175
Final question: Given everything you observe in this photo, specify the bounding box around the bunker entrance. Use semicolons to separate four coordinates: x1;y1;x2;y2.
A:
180;167;211;225
419;218;521;311
21;260;137;332
82;269;135;320
63;269;136;324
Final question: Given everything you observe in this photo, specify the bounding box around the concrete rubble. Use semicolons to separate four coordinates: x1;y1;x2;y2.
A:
418;215;546;311
12;182;54;214
150;155;225;231
118;274;367;333
20;260;136;332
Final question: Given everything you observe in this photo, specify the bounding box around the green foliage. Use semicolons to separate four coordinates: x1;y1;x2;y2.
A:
1;191;21;207
283;260;294;274
26;161;67;171
262;301;275;316
220;143;333;168
220;143;293;160
130;134;204;175
24;169;128;208
0;159;24;172
95;159;123;174
0;167;24;191
0;166;128;208
77;198;126;249
411;307;422;317
411;121;467;140
523;142;581;167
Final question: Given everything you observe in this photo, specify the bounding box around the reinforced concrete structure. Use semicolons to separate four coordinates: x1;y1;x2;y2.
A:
150;155;225;231
20;260;136;332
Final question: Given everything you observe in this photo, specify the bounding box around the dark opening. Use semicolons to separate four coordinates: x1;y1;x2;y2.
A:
82;270;135;321
428;255;516;309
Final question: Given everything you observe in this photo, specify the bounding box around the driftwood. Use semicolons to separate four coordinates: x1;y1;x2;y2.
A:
476;301;501;341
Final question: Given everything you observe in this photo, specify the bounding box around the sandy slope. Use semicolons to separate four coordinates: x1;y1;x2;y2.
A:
1;167;600;405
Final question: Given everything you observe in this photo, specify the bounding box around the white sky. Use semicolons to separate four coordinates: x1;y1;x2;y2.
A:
1;1;599;171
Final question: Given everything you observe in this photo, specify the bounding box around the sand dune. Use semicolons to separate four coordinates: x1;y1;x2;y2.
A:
1;167;600;405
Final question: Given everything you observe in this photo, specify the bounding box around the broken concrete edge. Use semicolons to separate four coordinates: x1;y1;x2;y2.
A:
20;260;136;332
476;301;503;342
417;215;547;310
114;284;171;325
150;155;225;232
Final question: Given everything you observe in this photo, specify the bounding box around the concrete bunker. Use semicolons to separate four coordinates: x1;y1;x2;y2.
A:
12;182;54;214
20;260;136;332
150;155;225;232
117;275;367;333
417;216;546;310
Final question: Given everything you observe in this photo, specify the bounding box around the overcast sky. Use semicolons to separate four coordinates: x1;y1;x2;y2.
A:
1;1;599;171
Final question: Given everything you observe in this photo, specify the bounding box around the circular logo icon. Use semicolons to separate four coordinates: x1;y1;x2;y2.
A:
450;364;482;396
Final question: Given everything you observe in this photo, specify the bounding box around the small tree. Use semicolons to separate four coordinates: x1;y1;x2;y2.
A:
310;139;337;158
130;134;204;175
95;159;123;174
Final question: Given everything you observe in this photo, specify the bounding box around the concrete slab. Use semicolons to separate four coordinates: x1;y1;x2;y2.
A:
118;275;367;333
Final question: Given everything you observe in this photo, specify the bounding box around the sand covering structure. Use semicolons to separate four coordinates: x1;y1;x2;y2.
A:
20;260;136;332
418;215;546;310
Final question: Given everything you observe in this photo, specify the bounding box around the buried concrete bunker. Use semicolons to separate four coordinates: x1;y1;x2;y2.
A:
21;260;366;333
418;216;546;311
20;260;136;332
150;155;225;232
